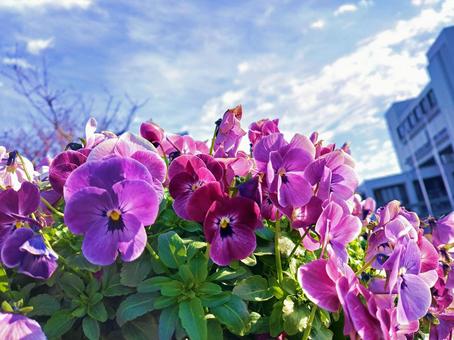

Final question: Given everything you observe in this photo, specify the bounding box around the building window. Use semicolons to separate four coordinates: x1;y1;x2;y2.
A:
373;184;409;207
427;90;437;108
424;176;447;199
420;97;429;114
397;125;405;141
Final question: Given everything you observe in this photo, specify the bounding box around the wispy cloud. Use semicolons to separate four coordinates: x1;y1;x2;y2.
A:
334;3;358;16
310;19;325;29
25;37;54;55
188;0;454;180
2;57;32;69
411;0;441;6
0;0;93;10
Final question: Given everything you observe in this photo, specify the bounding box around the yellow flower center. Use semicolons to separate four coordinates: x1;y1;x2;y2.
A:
219;217;230;229
108;210;121;221
191;183;201;191
15;221;24;228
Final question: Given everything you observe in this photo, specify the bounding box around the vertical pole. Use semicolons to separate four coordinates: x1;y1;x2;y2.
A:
405;135;433;216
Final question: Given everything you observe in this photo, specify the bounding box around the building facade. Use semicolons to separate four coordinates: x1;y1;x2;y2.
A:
361;26;454;217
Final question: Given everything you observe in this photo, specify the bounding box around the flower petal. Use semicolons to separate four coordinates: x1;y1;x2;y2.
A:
297;259;339;312
397;274;431;323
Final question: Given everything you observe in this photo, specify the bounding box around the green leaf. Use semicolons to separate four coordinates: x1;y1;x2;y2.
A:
255;225;274;240
282;297;309;335
207;319;223;339
153;296;178;310
88;301;107;322
179;220;202;232
178;298;207;340
28;294;60;317
103;273;134;297
232;275;273;301
122;314;159;340
188;254;208;283
186;241;207;259
159;305;178;340
240;254;257;266
160;280;184;297
120;255;152;287
43;311;75;339
281;277;298;295
86;278;100;298
178;264;194;284
59;272;85;298
200;292;231;308
211;295;250;336
0;265;9;293
197;282;222;296
67;254;101;272
116;293;155;326
311;315;334;340
209;266;247;281
137;276;173;293
269;301;284;337
82;317;100;340
158;231;187;269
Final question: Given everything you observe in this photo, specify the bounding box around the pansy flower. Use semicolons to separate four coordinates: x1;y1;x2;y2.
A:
64;157;160;265
1;228;58;279
49;150;88;194
0;312;46;340
0;182;41;252
140;120;165;146
203;197;260;266
248;118;280;148
0;148;35;190
213;105;246;157
168;155;224;222
267;134;314;208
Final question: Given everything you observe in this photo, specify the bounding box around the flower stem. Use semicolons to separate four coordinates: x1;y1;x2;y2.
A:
146;242;159;261
159;144;169;168
274;215;284;284
209;127;217;156
302;304;317;340
41;196;64;218
355;256;376;275
288;227;311;260
17;152;32;182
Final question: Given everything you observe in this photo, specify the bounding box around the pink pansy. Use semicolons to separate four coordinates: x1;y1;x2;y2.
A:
248;118;280;148
213;105;246;158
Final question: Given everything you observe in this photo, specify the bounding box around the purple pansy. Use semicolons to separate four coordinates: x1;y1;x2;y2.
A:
1;228;58;279
248;118;280;148
49;150;88;194
266;135;314;208
315;200;362;262
64;157;160;265
213;105;246;158
0;312;46;340
203;197;260;266
0;182;41;252
140;120;165;146
87;132;166;197
384;240;431;323
432;212;454;248
304;149;358;200
253;133;288;173
168;155;224;222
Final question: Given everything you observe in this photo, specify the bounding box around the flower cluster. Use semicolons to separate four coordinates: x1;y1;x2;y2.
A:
0;108;453;340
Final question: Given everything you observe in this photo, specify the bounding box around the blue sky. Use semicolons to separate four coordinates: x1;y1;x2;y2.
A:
0;0;453;181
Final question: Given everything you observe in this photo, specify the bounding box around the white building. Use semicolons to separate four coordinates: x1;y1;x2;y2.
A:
361;26;454;217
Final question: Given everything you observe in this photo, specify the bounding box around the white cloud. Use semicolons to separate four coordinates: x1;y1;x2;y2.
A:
310;19;325;29
0;0;92;10
2;57;32;69
26;38;54;55
237;62;250;74
334;3;358;16
189;0;454;180
411;0;441;6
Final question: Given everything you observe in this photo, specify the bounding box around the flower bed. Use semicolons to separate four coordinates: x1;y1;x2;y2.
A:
0;106;453;340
